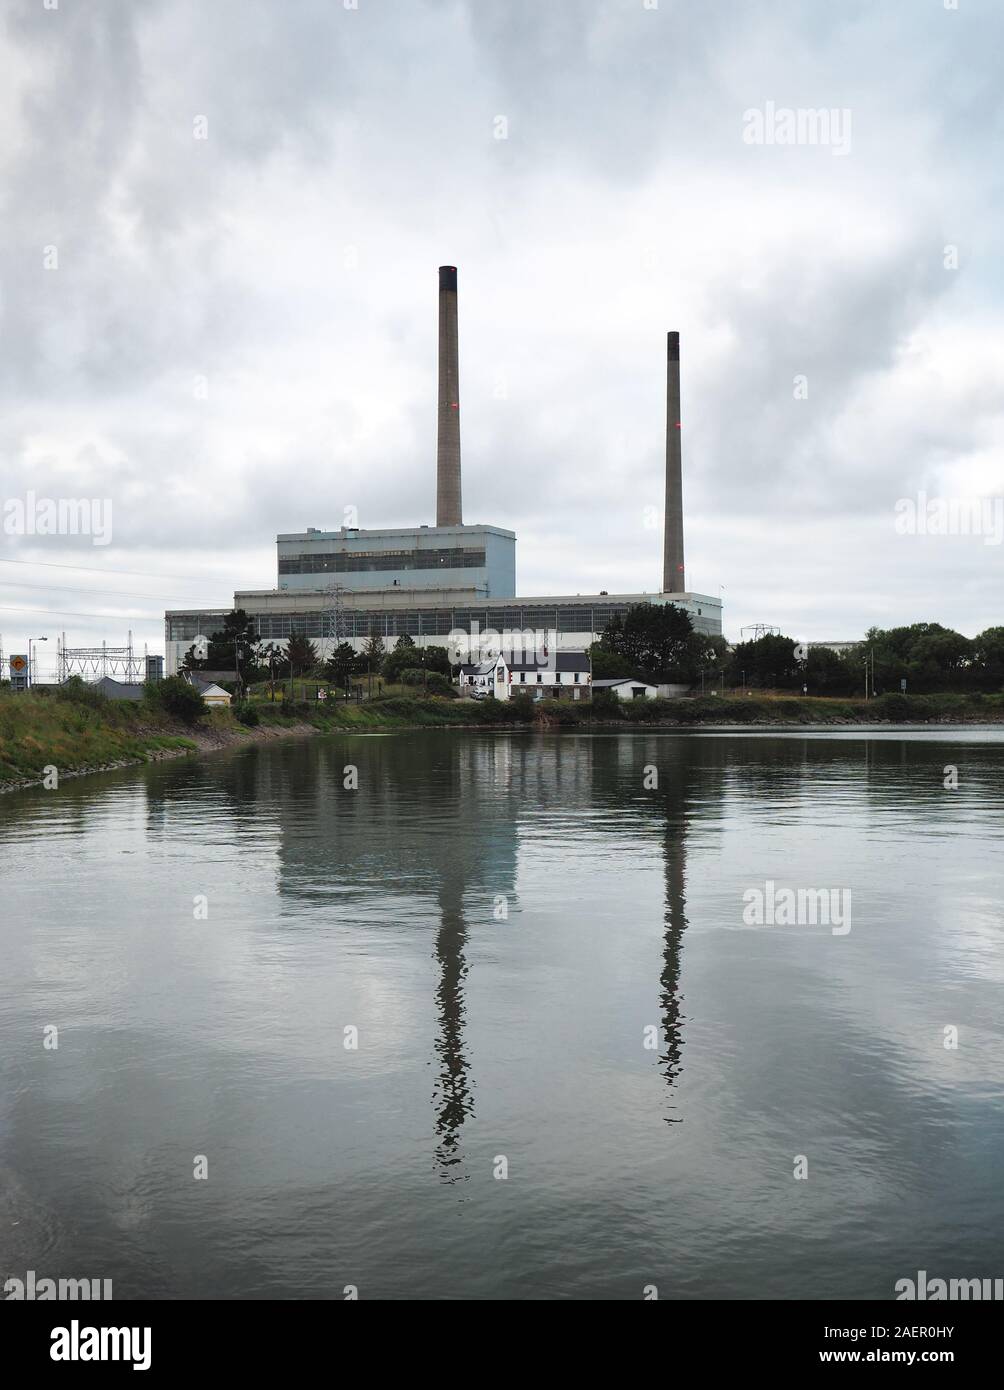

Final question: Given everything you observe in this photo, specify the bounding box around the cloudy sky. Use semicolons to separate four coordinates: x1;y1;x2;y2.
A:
1;0;1001;676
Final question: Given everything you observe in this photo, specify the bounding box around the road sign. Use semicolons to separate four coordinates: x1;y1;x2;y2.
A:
900;678;907;692
9;654;28;691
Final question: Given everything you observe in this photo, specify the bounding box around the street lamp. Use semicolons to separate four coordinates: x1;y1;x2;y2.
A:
28;636;48;687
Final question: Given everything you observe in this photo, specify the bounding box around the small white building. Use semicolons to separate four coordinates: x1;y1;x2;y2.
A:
198;682;232;707
457;659;497;694
184;673;233;707
459;651;592;700
592;677;659;701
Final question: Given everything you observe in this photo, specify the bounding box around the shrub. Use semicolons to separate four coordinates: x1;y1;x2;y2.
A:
145;675;205;725
535;700;585;726
620;698;667;722
871;692;913;720
475;696;510;722
473;695;538;723
53;675;109;709
235;703;260;727
276;696;312;718
589;689;621;717
399;668;455;695
505;693;535;722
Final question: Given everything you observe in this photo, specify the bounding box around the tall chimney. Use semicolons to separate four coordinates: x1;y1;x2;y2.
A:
436;265;463;526
663;330;685;593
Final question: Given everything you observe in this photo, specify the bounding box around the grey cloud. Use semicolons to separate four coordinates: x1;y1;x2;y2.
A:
1;0;1002;666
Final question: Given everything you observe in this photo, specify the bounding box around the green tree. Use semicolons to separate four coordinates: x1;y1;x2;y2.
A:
685;632;728;686
726;633;801;690
380;633;417;681
323;642;358;687
285;633;318;677
858;623;972;694
194;610;259;673
422;645;452;677
362;632;386;668
600;602;695;681
972;627;1004;691
588;641;633;680
258;641;285;676
803;645;853;694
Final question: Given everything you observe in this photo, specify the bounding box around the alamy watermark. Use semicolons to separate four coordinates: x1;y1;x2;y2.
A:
894;492;1003;546
4;1269;113;1300
896;1270;1002;1301
447;625;557;665
743;102;852;156
2;491;113;545
742;880;851;935
50;1320;151;1372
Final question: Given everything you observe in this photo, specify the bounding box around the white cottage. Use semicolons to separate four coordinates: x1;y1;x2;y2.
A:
460;650;591;701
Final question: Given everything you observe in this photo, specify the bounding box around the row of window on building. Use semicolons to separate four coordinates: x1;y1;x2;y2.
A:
508;671;582;684
167;603;640;643
278;547;487;574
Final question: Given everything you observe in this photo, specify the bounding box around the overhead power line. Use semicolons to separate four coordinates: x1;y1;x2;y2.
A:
0;554;249;588
0;603;162;620
1;578;230;603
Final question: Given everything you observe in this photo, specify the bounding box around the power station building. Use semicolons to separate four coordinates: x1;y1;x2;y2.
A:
165;267;720;674
276;523;516;596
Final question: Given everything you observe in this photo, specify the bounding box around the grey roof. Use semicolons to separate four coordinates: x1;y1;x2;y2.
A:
591;677;654;689
460;651;589;676
195;668;237;682
502;650;589;673
184;672;231;694
92;677;144;700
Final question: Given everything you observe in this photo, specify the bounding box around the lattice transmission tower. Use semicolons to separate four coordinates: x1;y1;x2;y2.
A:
57;631;146;682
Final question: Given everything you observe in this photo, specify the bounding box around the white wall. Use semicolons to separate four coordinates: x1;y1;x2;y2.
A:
492;660;590;700
608;682;658;701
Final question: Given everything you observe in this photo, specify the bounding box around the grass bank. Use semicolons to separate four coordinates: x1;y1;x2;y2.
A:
0;689;197;785
3;688;1002;791
592;690;1004;726
0;690;317;790
239;689;1004;731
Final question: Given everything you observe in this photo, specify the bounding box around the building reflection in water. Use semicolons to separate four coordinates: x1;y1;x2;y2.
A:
658;742;690;1121
588;734;698;1123
431;876;472;1180
140;731;712;1166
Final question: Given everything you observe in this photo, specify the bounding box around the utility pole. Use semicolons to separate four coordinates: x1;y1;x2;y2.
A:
29;635;48;687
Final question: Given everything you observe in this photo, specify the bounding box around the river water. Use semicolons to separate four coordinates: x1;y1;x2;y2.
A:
1;729;1002;1300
